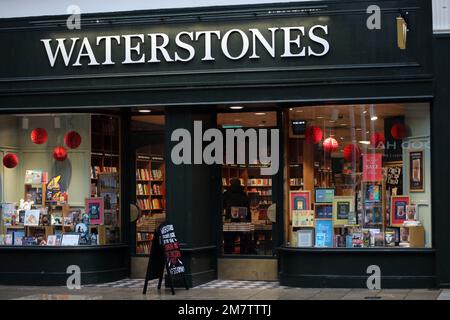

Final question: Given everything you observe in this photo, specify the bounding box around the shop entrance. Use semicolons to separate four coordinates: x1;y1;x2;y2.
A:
216;108;280;281
129;112;167;278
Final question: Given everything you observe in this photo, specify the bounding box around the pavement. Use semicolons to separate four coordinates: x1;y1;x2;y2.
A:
0;279;448;300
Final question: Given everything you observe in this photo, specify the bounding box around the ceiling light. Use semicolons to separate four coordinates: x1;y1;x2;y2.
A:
371;116;378;121
296;110;304;113
359;141;370;145
258;124;265;127
316;116;324;119
340;123;347;126
255;112;266;116
230;106;244;110
356;128;362;131
289;108;293;111
138;109;151;113
234;119;241;122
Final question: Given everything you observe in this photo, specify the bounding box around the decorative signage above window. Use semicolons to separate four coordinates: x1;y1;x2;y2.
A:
40;25;330;67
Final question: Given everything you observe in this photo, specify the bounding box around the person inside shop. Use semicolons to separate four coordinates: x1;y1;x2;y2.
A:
222;178;255;254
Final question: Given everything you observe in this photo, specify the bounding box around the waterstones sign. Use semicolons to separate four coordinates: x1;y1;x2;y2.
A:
40;25;330;67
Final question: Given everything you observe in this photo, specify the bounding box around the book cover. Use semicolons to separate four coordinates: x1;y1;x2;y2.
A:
5;233;13;245
61;234;80;246
1;203;15;226
362;229;371;247
55;234;63;246
297;210;315;227
24;210;40;226
352;232;363;248
51;214;63;226
24;170;43;185
13;230;25;245
47;235;56;246
297;229;314;247
374;232;385;247
22;237;38;246
369;229;381;247
315;220;333;247
385;230;396;247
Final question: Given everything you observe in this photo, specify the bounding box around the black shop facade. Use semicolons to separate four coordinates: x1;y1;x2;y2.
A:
1;0;447;289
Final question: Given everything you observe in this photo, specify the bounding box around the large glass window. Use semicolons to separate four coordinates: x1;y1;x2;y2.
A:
286;103;431;249
0;113;121;246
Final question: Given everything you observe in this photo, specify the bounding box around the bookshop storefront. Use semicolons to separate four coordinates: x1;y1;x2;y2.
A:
1;0;447;288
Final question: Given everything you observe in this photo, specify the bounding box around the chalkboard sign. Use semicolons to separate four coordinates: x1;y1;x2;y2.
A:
160;224;185;276
143;223;188;295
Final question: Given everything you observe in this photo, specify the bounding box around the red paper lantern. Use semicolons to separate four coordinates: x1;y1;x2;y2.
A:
53;146;67;161
305;126;323;144
30;128;48;144
64;131;82;149
370;132;386;149
343;144;361;162
3;153;18;168
323;137;339;153
391;123;407;140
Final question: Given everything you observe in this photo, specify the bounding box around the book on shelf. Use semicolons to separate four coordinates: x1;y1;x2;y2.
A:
136;232;154;241
103;167;118;173
1;203;15;226
151;169;163;180
136;241;152;254
247;178;271;186
12;230;25;245
22;236;38;246
5;233;13;245
24;170;43;185
137;168;150;181
24;210;40;226
290;178;303;186
152;198;163;210
91;166;101;179
152;184;162;195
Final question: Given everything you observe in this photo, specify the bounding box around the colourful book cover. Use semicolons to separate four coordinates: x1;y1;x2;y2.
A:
315;220;333;247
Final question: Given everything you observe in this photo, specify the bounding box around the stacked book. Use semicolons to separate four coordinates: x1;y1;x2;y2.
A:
223;223;254;232
137;216;166;232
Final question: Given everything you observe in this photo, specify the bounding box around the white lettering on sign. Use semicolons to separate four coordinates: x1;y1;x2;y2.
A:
40;25;330;67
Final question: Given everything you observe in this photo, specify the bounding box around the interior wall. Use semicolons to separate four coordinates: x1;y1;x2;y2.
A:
0;116;20;202
0;114;91;206
403;103;432;247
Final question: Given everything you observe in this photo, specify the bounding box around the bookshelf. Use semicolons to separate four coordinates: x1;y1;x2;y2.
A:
135;154;166;255
90;115;121;244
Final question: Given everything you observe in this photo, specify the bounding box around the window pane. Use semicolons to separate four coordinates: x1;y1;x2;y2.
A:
286;103;431;249
0;113;121;246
